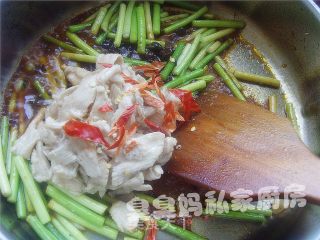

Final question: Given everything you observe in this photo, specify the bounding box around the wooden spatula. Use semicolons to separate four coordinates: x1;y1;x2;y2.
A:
168;91;320;204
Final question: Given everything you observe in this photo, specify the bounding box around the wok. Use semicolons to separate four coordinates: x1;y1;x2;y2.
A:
1;1;320;240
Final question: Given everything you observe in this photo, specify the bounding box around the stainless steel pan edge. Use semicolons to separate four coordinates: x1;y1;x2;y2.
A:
1;1;320;240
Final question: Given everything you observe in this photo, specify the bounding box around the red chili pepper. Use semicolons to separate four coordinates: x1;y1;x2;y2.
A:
106;104;138;150
98;103;113;113
127;123;138;136
125;79;139;85
144;118;166;134
140;89;164;109
108;125;126;150
64;119;110;148
185;217;193;230
133;61;165;78
115;104;138;128
121;73;139;85
133;62;162;72
169;89;186;99
162;102;178;133
148;74;163;89
102;63;113;68
162;100;185;133
145;219;158;240
151;61;165;69
170;89;201;121
154;77;166;102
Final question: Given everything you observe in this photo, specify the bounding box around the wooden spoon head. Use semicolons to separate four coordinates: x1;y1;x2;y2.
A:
168;92;320;204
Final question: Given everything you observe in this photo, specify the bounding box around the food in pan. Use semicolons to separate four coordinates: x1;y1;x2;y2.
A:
0;1;297;239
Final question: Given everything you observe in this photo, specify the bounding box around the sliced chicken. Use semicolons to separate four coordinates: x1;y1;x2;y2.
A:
88;85;113;122
110;132;165;188
37;122;59;146
51;163;83;194
57;77;97;121
31;141;52;182
110;201;140;232
96;54;124;69
144;165;164;181
46;139;77;165
112;172;152;195
157;137;177;166
13;108;45;159
64;66;90;86
14;54;179;199
46;86;77;121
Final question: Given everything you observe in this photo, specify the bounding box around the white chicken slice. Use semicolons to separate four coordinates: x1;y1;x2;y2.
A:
93;65;122;86
37;122;59;147
70;140;110;192
112;172;152;195
110;201;140;232
111;94;136;124
44;117;66;130
143;165;164;181
97;53;145;84
31;141;52;182
88;85;113;122
51;163;83;194
12;108;45;159
52;67;120;122
110;132;165;188
57;77;97;121
46;139;77;166
157;137;177;166
72;141;105;177
84;174;107;197
46;86;76;120
90;120;111;136
96;54;124;69
109;84;124;106
64;66;90;85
